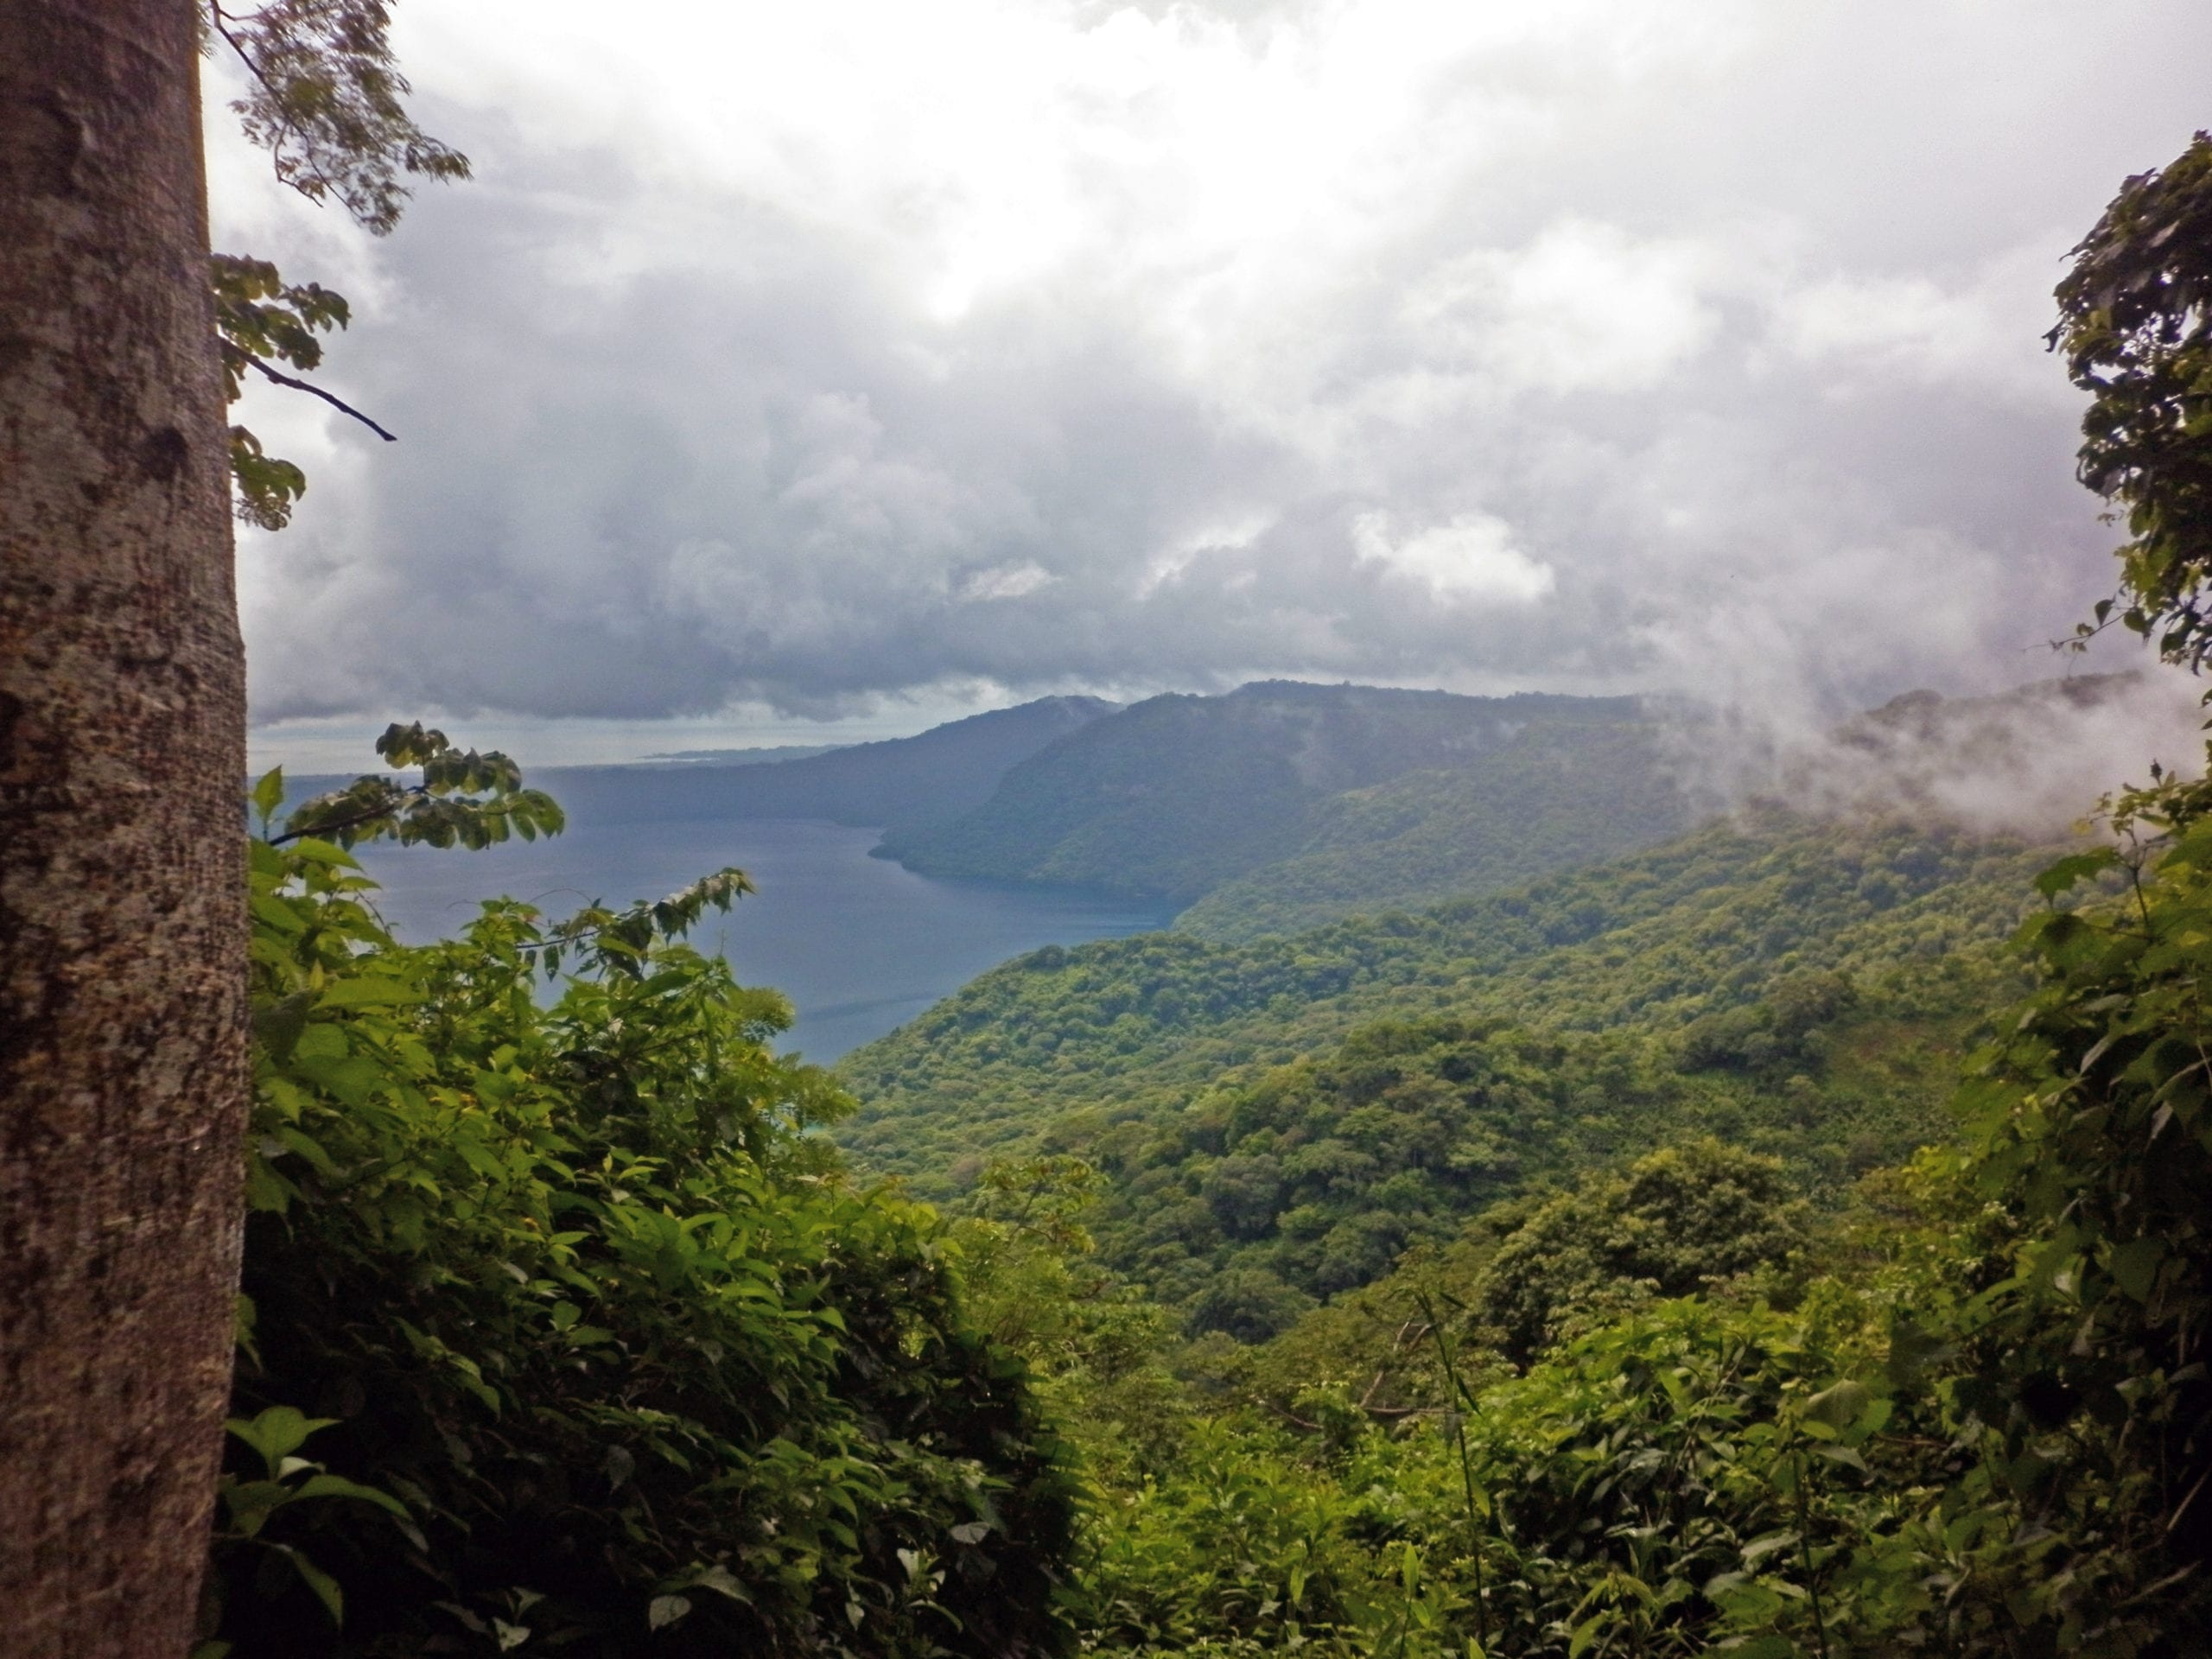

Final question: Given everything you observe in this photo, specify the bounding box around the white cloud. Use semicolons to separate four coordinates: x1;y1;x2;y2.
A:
957;561;1058;601
1405;220;1722;394
1352;512;1554;603
1764;243;2076;403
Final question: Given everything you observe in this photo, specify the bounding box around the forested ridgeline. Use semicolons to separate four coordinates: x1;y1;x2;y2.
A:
861;671;2177;943
838;809;2050;1199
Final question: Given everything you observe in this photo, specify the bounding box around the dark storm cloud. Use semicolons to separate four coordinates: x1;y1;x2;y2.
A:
228;0;2212;732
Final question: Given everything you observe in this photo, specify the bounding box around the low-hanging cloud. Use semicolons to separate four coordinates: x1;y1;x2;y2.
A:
219;0;2212;751
1675;669;2212;844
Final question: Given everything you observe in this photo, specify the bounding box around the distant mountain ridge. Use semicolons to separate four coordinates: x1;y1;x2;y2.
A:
879;681;1683;918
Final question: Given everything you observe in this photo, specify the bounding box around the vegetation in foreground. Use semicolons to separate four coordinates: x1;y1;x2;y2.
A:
205;742;1075;1656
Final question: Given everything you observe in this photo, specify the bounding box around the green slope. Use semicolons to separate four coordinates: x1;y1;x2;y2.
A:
837;810;2050;1206
1174;716;1694;940
1070;974;2001;1328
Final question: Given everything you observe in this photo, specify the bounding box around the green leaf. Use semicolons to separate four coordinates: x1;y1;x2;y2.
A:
251;992;313;1063
1804;1378;1873;1430
251;766;285;826
290;1473;411;1517
1719;1638;1796;1659
648;1595;692;1631
281;1546;346;1626
227;1407;335;1477
1567;1612;1609;1658
2108;1235;2167;1301
680;1564;753;1605
1886;1318;1957;1389
2035;847;2120;898
315;976;422;1009
1738;1530;1798;1566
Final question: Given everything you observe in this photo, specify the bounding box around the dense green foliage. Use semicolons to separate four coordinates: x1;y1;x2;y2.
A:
951;829;2212;1655
881;684;1661;909
1177;716;1691;940
1078;995;1961;1334
1936;768;2212;1620
841;811;2045;1198
205;763;1077;1657
1470;1139;1811;1363
1068;1289;1926;1659
2054;130;2212;667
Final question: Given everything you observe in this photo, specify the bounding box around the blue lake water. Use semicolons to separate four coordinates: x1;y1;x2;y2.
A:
346;817;1169;1061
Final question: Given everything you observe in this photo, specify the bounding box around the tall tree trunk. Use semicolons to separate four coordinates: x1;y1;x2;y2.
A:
0;3;249;1654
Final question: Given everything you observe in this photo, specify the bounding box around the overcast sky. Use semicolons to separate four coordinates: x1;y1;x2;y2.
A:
207;0;2212;767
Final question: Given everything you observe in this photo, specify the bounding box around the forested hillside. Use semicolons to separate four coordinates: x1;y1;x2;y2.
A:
1063;976;1994;1336
839;810;2049;1196
1176;715;1693;938
879;683;1675;908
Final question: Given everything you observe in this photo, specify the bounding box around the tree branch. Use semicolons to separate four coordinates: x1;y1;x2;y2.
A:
240;349;397;442
268;800;404;846
208;3;342;208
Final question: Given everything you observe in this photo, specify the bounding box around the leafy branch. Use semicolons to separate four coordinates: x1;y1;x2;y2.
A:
205;3;470;525
207;0;471;237
256;721;564;850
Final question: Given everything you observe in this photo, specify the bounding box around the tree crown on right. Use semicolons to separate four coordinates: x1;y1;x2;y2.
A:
2055;130;2212;668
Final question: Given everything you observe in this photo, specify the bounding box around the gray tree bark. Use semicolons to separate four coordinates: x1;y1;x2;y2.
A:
0;2;249;1655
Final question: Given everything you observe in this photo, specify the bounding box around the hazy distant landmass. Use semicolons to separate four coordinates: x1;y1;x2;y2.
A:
880;682;1690;927
636;744;847;766
388;694;1126;835
280;677;2183;954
